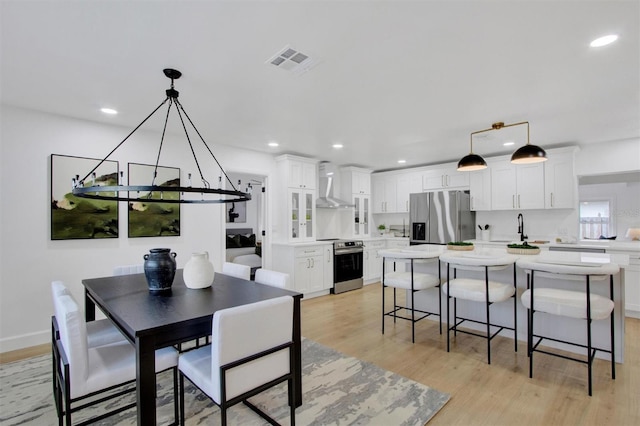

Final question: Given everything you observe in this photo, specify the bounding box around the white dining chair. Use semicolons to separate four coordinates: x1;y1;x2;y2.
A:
222;262;251;280
254;268;289;289
52;294;179;425
178;296;295;426
51;281;125;348
113;264;145;276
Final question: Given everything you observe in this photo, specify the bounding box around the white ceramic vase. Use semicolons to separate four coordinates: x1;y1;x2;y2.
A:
183;251;215;289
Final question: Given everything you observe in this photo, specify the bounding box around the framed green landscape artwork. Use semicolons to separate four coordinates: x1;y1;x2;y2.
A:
127;163;180;238
50;154;119;240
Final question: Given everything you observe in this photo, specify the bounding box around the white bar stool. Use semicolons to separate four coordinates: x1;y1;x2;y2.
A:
516;257;619;396
379;247;443;343
440;250;518;364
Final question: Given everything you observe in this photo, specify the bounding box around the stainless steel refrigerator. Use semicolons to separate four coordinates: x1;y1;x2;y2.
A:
409;191;476;244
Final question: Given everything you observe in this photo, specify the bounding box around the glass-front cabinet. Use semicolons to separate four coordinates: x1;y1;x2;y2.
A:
289;189;315;241
353;195;370;237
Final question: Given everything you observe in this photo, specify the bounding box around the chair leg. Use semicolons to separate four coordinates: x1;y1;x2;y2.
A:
179;372;186;425
173;367;179;425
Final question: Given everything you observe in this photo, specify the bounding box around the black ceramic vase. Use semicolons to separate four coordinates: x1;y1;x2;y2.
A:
143;248;177;293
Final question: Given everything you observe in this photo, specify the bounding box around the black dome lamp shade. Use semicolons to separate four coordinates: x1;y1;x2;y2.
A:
457;153;487;171
510;143;548;164
71;68;251;204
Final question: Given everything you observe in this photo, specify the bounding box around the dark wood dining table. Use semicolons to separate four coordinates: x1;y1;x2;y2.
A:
82;269;303;425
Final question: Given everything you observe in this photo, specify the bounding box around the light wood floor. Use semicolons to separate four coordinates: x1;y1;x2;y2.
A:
301;283;640;426
3;283;639;425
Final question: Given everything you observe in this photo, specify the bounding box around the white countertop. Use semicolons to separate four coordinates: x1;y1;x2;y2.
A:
468;239;640;254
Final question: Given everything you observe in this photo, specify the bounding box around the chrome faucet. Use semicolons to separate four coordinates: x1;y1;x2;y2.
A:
517;213;528;241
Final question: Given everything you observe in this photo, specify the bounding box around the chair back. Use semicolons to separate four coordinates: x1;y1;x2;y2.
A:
210;296;293;402
254;269;289;289
222;262;251;280
113;264;145;276
55;294;89;398
51;280;70;319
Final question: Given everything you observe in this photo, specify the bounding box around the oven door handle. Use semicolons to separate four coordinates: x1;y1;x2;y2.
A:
334;248;364;255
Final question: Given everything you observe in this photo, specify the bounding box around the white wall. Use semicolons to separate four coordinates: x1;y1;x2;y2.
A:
575;138;640;176
0;105;277;351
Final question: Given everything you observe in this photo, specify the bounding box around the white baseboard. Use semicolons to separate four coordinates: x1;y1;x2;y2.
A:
0;329;49;353
625;309;640;319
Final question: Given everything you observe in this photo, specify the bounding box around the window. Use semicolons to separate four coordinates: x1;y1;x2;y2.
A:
579;200;612;239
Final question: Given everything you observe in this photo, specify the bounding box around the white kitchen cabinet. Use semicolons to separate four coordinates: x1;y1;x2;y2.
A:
278;154;317;189
423;164;469;191
386;239;410;249
491;162;544;210
352;195;371;237
363;239;385;283
396;172;424;213
341;167;371;195
288;189;316;242
372;174;397;213
469;167;492;211
544;152;576;209
272;243;332;296
323;244;334;290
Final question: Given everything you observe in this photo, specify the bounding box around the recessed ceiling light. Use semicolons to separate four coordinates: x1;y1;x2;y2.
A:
503;141;515;146
332;143;343;149
100;108;118;115
268;141;279;147
397;159;406;164
590;34;618;47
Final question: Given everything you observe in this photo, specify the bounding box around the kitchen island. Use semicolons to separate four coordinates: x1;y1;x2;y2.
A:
401;245;629;362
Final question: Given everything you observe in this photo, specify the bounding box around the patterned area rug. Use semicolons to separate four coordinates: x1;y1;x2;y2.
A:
0;339;449;425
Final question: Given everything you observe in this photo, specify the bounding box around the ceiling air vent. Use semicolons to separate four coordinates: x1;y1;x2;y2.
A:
266;45;318;75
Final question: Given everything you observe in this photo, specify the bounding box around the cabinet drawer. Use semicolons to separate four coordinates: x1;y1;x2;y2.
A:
295;246;325;257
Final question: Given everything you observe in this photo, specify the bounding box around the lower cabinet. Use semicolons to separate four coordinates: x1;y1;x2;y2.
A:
272;243;333;297
364;239;385;283
363;238;411;283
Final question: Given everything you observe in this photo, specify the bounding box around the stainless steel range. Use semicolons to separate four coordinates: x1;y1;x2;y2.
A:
319;239;364;294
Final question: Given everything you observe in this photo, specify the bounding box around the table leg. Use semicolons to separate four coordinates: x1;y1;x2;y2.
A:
136;335;157;424
84;289;95;322
293;298;302;407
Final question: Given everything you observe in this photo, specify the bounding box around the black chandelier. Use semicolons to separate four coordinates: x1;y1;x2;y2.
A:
72;69;251;204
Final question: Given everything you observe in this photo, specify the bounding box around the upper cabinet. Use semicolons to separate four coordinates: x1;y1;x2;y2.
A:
283;156;316;189
372;174;398;213
544;149;576;209
396;172;424;213
423;164;469;191
491;161;545;210
341;167;371;195
276;155;318;242
469;167;492;211
341;167;372;237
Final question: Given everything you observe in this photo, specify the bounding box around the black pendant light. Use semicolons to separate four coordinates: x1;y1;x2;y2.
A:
72;69;250;204
458;121;547;171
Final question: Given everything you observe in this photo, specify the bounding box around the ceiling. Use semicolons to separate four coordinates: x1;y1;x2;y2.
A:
1;1;638;172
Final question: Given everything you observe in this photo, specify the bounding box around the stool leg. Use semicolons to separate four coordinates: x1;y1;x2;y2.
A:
513;264;518;353
586;275;593;396
610;275;616;380
393;288;397;323
411;260;415;343
529;271;535;378
485;265;491;365
438;260;442;335
446;263;450;353
382;258;386;335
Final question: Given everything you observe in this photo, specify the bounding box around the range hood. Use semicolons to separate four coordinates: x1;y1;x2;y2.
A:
316;162;355;209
